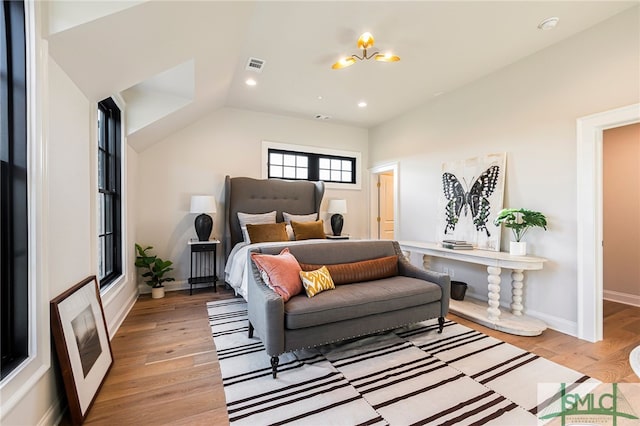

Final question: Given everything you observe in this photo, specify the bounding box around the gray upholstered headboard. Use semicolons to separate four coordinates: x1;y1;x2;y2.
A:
224;176;325;260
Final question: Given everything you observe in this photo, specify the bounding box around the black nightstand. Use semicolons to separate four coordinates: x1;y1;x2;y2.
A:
187;239;219;295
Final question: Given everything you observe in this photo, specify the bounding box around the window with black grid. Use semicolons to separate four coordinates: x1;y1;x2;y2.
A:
267;148;356;184
97;98;122;287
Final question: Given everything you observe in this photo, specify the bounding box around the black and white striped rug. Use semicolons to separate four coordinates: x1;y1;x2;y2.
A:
208;299;598;425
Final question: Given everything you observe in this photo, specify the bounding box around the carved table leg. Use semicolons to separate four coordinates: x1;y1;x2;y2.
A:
511;269;525;316
422;254;431;271
487;266;502;322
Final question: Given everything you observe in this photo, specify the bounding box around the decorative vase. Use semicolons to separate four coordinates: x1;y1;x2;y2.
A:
510;241;527;256
151;286;165;299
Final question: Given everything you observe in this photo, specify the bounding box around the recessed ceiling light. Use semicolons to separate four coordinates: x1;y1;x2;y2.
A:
317;96;323;100
358;101;367;108
538;17;559;30
245;78;257;86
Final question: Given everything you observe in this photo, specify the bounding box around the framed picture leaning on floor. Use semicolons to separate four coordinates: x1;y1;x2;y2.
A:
50;275;113;425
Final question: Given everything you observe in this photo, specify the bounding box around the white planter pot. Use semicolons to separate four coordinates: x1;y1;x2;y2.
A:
151;287;165;299
510;241;527;256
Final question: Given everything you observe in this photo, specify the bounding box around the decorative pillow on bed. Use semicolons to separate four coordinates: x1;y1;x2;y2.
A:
283;212;318;224
238;211;277;243
299;266;335;298
250;248;302;302
299;255;398;285
291;219;326;240
246;223;289;243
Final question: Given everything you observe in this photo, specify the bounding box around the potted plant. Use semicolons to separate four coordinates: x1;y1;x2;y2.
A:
493;208;547;255
135;244;175;298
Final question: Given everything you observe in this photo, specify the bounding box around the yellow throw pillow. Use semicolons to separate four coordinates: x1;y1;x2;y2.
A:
291;219;326;240
299;266;335;297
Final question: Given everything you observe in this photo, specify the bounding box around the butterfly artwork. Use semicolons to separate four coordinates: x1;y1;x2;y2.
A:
437;153;506;251
442;165;500;237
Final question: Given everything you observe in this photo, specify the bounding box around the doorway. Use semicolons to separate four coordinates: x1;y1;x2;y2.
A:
577;103;640;342
370;163;398;240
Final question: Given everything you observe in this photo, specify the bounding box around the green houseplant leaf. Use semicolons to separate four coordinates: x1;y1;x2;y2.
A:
135;243;175;288
493;208;547;242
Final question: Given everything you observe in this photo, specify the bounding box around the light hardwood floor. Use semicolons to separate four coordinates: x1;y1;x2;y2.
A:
79;288;640;425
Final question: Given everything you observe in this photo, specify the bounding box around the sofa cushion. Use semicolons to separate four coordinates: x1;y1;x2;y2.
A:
300;266;335;297
251;248;302;302
299;255;398;285
284;276;442;329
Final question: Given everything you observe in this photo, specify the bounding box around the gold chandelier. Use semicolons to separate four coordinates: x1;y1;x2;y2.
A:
332;32;400;70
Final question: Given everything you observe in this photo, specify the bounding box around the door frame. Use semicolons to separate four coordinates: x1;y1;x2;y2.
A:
369;162;399;239
576;103;640;342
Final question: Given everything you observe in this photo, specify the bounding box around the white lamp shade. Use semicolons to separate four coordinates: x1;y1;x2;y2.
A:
327;199;347;214
190;195;217;214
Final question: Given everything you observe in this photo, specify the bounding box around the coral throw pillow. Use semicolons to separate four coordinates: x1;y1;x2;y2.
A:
299;266;335;298
291;219;326;240
250;248;302;302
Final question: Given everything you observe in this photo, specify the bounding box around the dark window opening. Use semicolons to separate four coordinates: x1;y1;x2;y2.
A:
267;148;356;184
97;98;122;288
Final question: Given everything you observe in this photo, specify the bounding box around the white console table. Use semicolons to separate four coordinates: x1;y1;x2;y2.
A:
399;240;548;336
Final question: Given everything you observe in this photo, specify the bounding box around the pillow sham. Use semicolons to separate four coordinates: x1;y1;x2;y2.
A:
283;212;318;224
250;248;302;302
291;219;326;241
299;255;398;285
246;222;289;244
299;266;335;298
238;211;276;243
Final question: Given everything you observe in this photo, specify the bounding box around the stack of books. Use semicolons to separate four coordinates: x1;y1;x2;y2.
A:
442;240;473;250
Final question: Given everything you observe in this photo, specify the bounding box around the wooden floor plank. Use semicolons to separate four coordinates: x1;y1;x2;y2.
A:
73;289;639;425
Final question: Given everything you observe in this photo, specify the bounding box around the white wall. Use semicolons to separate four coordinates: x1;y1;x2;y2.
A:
1;44;139;426
369;7;640;335
136;107;368;292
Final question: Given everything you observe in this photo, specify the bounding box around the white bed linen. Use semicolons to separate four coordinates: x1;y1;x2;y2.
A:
224;239;337;301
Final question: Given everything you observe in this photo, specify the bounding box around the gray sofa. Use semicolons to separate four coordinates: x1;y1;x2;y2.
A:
247;240;450;378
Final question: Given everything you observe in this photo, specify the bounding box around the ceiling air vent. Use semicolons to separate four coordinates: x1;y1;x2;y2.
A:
246;57;266;73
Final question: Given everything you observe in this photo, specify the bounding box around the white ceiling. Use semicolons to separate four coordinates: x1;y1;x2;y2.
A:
45;1;637;151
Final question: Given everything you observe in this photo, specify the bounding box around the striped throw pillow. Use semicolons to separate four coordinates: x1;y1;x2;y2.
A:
299;266;335;298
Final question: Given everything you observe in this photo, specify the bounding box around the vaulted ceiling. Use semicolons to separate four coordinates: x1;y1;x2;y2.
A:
45;1;637;151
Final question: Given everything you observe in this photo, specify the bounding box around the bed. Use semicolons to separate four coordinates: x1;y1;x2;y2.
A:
223;175;326;299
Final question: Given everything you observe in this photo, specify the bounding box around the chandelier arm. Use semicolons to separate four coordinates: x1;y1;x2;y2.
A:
363;50;379;60
351;53;364;61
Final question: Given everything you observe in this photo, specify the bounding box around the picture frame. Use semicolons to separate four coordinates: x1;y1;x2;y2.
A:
50;276;113;425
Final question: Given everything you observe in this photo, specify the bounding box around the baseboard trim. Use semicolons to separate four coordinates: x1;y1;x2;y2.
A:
603;290;640;307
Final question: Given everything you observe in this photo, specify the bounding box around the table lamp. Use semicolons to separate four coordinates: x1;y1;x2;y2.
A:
327;199;347;236
190;195;216;241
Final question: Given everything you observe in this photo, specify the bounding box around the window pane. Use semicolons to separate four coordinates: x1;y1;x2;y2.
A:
105;234;113;276
98;109;105;149
319;158;330;169
98;193;105;234
105;195;112;232
270;164;282;178
331;159;341;170
98;236;105;279
342;171;352;182
297;168;308;179
98;151;106;189
270;153;283;165
283;166;296;178
331;170;341;181
319;169;330;181
283;154;296;167
342;160;352;171
297;156;308;167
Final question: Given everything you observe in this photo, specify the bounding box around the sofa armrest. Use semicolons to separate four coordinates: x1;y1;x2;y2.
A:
247;251;285;357
394;243;450;316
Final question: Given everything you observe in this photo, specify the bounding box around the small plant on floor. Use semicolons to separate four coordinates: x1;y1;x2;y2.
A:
493;208;547;242
135;243;175;288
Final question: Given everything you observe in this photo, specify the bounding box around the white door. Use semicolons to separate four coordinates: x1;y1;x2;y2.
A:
379;173;395;240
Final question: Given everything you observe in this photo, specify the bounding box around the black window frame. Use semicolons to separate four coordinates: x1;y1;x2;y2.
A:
1;0;29;380
97;98;122;288
267;148;357;184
